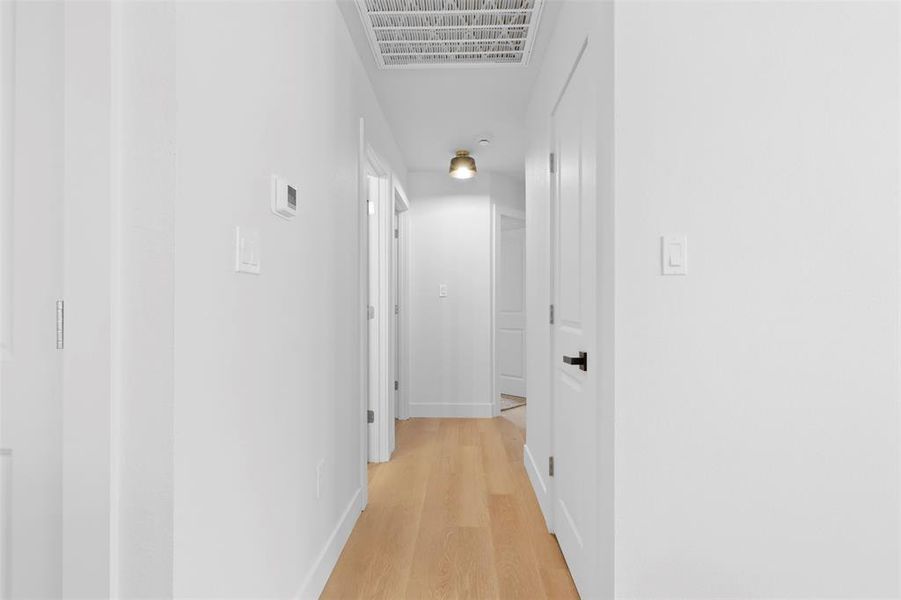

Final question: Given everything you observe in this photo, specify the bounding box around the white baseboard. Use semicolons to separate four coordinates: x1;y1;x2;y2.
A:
524;444;553;531
408;402;494;418
295;487;362;600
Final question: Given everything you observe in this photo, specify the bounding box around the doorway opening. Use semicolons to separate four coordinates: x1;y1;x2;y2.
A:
360;128;409;490
494;206;527;438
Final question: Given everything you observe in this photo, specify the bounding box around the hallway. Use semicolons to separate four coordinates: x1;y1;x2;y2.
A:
322;418;578;599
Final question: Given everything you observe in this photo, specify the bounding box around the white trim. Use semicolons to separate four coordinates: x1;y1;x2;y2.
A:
357;118;368;509
897;4;901;591
395;208;411;421
377;166;392;462
359;128;404;466
364;146;394;464
393;179;410;212
523;443;553;531
108;1;123;595
295;487;363;600
408;402;494;418
490;206;498;416
0;0;13;364
390;181;410;432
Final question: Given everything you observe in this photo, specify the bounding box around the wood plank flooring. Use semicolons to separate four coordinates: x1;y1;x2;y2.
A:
321;417;579;600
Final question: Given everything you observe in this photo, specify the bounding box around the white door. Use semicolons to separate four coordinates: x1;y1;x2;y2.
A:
496;214;526;398
551;45;599;597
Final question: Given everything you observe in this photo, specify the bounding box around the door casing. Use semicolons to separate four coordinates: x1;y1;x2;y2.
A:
491;205;527;415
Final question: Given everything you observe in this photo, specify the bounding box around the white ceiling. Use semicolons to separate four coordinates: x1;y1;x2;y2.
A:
338;0;560;177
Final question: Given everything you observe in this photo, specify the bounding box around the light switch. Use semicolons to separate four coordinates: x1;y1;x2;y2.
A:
439;284;448;298
661;235;687;275
235;226;261;275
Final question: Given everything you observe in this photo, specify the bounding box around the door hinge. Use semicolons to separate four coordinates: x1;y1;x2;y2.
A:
368;305;375;320
56;299;64;350
549;456;555;477
549;152;556;174
394;380;399;391
367;409;374;424
394;228;399;239
549;304;555;325
394;304;399;315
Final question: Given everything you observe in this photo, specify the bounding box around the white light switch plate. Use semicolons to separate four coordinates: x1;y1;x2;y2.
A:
235;226;261;275
439;284;448;298
661;235;687;275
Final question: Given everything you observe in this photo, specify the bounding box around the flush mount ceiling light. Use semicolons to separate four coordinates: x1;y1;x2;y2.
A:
355;0;545;69
449;150;477;179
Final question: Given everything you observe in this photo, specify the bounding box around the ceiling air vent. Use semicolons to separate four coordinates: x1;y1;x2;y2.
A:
355;0;545;69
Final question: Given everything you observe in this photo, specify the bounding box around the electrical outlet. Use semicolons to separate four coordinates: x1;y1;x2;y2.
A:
316;459;325;499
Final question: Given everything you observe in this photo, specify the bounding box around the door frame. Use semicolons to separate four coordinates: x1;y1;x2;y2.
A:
357;119;406;486
357;119;373;506
393;182;411;422
547;36;591;536
546;33;616;598
491;204;526;417
362;134;390;466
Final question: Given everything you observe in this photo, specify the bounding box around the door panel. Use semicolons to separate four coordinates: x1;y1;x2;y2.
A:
496;215;526;398
552;45;598;598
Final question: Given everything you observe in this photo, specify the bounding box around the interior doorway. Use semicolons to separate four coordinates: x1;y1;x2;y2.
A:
361;138;408;470
548;38;603;597
494;206;527;436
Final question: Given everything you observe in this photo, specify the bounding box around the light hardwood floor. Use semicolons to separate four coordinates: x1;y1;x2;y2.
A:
321;417;579;600
500;405;525;435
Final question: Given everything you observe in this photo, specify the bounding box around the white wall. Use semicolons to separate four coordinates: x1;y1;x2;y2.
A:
490;170;526;214
407;172;523;418
116;2;176;596
1;2;64;596
408;172;493;417
171;2;405;598
2;1;406;597
614;3;899;597
62;2;115;596
525;1;901;598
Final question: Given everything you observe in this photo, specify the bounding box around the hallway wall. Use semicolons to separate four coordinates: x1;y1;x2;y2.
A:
1;3;65;596
407;172;523;418
525;1;900;598
26;1;407;597
408;173;492;417
613;3;899;597
171;3;405;598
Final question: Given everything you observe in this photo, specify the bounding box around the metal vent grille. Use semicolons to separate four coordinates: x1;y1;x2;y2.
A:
355;0;545;69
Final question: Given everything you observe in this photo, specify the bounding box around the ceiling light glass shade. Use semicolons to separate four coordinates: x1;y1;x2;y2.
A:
449;150;477;179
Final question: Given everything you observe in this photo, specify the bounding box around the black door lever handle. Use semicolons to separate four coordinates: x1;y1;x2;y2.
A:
562;351;588;372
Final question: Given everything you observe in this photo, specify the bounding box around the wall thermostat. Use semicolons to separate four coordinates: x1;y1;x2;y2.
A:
271;175;297;219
